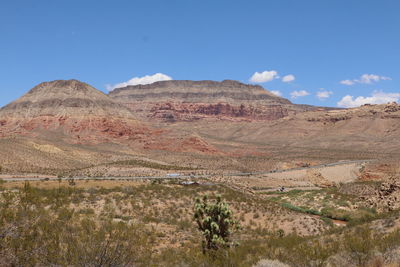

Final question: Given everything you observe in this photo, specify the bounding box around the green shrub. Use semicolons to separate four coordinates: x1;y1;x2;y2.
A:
343;227;375;266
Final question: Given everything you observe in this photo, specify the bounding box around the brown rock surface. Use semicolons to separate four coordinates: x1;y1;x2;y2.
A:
148;102;289;121
364;180;400;212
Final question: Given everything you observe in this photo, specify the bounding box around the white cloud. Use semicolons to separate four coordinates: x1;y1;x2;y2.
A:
358;74;391;84
249;70;279;83
106;73;173;91
282;74;295;83
340;74;391;86
316;89;333;100
340;79;355;86
270;90;282;97
290;90;310;99
337;91;400;108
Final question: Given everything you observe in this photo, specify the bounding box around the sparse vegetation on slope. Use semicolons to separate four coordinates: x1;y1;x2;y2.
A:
265;187;378;223
1;180;400;266
109;159;198;170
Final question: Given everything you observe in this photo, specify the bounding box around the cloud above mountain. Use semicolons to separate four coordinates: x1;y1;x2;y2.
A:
249;70;297;84
282;74;295;83
340;74;391;86
249;70;279;83
316;89;333;100
290;90;309;99
106;73;173;91
337;91;400;108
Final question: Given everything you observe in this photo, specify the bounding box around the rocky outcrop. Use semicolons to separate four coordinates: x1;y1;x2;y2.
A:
364;181;400;212
296;102;400;126
148;102;289;121
143;135;219;154
306;169;335;187
383;102;400;113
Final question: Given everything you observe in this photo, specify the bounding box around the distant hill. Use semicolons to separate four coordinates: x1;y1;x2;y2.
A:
0;79;146;143
0;80;217;154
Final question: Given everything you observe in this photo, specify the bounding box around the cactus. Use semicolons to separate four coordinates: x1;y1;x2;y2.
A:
193;195;239;252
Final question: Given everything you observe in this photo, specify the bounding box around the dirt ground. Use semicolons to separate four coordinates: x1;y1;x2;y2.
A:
210;162;364;192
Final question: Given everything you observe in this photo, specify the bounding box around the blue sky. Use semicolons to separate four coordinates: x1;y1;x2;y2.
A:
0;0;399;108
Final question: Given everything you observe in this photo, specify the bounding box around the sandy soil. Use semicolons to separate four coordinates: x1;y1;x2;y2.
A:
210;162;363;191
263;163;361;184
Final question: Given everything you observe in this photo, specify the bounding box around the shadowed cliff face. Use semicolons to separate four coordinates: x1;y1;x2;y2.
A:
109;80;320;122
148;102;290;122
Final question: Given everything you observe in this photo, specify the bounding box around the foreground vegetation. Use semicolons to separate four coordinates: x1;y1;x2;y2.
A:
0;180;399;266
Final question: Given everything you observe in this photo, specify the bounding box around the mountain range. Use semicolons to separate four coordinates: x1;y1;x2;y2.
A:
0;79;399;174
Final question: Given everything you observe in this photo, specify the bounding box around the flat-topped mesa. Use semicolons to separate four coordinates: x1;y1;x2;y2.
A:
112;79;264;90
109;79;317;122
110;79;289;104
113;79;269;92
1;79;133;118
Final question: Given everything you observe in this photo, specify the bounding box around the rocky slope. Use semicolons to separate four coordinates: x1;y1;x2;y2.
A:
109;80;321;122
189;102;400;155
1;80;133;118
0;80;147;143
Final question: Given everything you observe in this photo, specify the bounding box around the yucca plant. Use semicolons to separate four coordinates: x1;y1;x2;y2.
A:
193;195;239;253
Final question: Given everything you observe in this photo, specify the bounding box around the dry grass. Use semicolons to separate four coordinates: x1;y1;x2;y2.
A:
1;179;400;266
